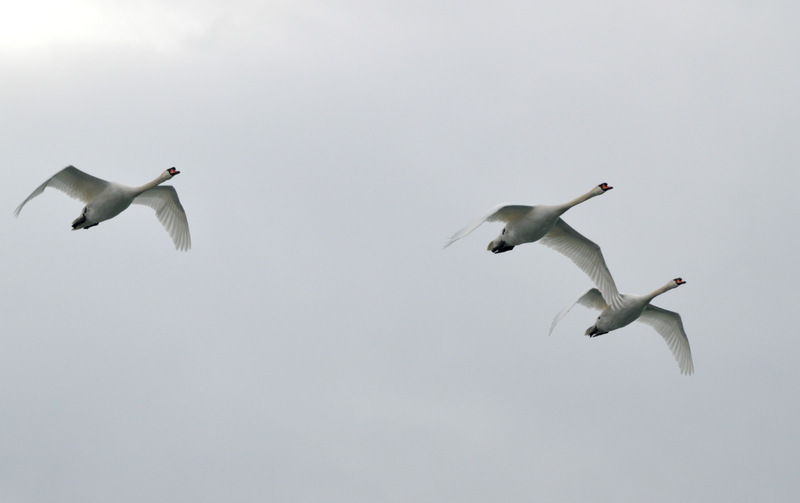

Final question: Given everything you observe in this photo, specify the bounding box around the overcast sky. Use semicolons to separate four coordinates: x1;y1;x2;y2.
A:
2;1;799;502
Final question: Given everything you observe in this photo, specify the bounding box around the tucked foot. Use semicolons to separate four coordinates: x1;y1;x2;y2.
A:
71;207;98;229
586;326;607;337
71;214;87;229
489;241;515;254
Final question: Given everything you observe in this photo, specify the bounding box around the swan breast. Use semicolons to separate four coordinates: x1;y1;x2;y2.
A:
84;183;136;222
506;205;561;243
595;298;648;333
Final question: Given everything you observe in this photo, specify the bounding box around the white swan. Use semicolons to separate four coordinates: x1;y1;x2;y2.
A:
549;278;694;375
444;183;621;308
14;166;191;251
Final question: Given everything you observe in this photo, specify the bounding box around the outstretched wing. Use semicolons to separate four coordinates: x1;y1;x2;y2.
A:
638;304;694;375
133;186;192;251
14;166;109;216
443;204;533;248
539;218;623;309
549;288;607;335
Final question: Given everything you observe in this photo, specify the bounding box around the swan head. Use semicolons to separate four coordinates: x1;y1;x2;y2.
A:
597;182;613;192
672;277;686;287
167;167;180;177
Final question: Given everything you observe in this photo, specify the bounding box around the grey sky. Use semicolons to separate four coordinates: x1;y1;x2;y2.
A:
2;1;799;501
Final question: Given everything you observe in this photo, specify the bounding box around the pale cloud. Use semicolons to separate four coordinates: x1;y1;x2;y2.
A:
0;1;344;56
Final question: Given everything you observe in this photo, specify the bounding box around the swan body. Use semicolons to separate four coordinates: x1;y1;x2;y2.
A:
445;183;622;308
550;278;693;375
14;166;191;251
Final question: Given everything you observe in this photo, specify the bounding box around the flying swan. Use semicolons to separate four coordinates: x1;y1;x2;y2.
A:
444;183;621;308
14;166;191;251
549;278;694;375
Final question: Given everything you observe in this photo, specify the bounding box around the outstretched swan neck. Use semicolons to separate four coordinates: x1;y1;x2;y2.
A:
133;168;179;194
559;183;613;211
644;278;685;302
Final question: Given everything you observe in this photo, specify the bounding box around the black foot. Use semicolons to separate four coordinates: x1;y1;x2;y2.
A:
72;207;89;229
491;242;515;254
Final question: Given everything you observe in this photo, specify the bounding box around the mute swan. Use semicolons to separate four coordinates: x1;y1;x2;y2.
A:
444;183;621;308
549;278;694;375
14;166;191;251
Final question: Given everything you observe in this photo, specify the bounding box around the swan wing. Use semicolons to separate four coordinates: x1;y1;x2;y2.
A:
14;166;109;216
444;204;533;248
638;304;694;375
133;186;191;251
549;288;607;335
539;218;623;309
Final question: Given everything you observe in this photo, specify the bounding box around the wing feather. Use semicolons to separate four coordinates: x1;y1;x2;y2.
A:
132;186;191;251
539;218;623;309
443;204;533;248
549;288;607;335
14;166;109;216
638;305;694;375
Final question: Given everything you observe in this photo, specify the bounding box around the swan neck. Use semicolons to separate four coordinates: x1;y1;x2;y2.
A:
134;174;169;194
645;283;675;302
560;189;599;210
